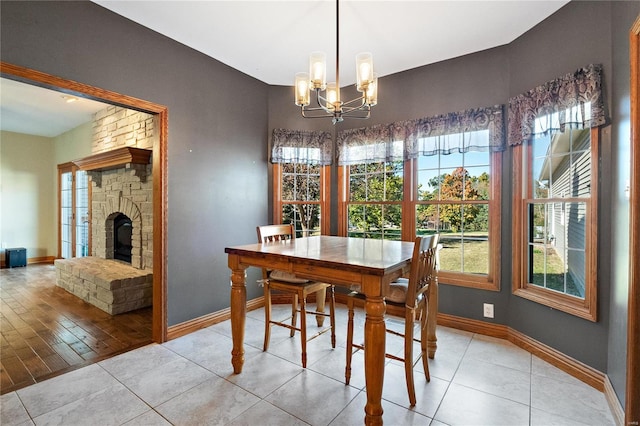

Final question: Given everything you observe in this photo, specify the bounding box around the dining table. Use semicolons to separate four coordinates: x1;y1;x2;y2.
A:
225;235;439;426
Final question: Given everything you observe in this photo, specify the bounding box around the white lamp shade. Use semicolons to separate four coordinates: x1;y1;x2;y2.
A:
295;72;310;106
356;52;374;92
326;82;339;111
309;51;327;90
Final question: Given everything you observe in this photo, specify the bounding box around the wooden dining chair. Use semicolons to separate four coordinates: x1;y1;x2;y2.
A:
345;234;439;406
257;224;336;368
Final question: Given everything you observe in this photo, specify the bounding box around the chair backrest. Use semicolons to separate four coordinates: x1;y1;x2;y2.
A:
257;224;296;243
406;234;440;308
256;224;296;279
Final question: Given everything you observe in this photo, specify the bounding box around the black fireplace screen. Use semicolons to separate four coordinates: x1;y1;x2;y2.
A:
114;213;132;263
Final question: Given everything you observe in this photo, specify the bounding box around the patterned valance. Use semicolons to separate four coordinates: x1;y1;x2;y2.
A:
335;123;404;165
337;105;505;165
271;128;333;165
508;64;606;146
408;106;504;157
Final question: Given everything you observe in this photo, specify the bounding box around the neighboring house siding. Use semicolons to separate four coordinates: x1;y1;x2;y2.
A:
549;130;590;296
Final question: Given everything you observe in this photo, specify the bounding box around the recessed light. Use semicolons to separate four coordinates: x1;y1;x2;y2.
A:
61;95;78;103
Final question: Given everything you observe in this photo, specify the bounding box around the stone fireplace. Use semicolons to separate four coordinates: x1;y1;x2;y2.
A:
55;144;156;317
55;106;156;315
88;155;153;271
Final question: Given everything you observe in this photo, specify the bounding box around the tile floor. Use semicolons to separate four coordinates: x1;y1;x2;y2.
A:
1;304;615;425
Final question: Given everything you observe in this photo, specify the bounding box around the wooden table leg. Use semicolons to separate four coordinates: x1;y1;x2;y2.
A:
427;276;438;359
315;287;327;327
364;293;386;426
229;255;247;374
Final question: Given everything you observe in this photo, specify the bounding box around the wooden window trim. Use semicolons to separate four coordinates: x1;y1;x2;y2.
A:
511;127;599;321
272;163;331;235
337;150;502;292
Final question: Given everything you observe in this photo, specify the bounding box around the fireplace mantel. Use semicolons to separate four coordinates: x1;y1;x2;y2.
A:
74;147;152;171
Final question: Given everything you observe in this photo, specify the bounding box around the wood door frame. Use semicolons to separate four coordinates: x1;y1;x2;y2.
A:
626;15;640;426
0;62;168;343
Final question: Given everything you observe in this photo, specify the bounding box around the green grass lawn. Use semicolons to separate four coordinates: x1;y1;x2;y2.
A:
530;245;581;297
415;231;489;274
436;237;489;274
348;230;582;297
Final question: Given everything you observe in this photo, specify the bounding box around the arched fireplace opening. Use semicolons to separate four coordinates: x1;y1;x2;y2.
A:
114;213;132;263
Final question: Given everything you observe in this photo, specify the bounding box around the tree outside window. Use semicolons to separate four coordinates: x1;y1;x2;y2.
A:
281;162;322;236
416;140;491;275
337;106;504;290
347;160;403;240
271;129;332;236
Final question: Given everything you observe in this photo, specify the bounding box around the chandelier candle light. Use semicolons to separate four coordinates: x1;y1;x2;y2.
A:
294;0;378;124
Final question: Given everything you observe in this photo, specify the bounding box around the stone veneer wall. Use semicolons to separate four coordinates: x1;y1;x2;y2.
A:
92;106;155;153
90;164;153;270
89;105;154;270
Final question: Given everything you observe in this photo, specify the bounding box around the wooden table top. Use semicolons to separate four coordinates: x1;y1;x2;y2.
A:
225;235;415;277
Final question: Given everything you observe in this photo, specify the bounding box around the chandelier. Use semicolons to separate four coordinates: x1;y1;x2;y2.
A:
294;0;378;124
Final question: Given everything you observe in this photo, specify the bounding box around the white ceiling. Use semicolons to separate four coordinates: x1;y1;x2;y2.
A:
0;79;111;138
1;0;569;137
93;0;569;86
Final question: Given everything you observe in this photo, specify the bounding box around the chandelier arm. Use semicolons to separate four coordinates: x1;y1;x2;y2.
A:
340;110;371;119
302;106;333;113
300;110;344;119
342;106;370;114
314;89;336;114
344;114;372;119
341;95;366;108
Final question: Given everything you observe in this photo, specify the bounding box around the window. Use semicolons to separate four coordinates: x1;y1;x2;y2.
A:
509;64;606;321
337;128;408;240
345;159;404;240
58;163;91;258
337;106;504;289
271;129;332;236
276;162;327;236
416;132;501;288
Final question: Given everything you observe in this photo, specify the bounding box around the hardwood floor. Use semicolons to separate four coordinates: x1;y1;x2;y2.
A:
0;263;152;394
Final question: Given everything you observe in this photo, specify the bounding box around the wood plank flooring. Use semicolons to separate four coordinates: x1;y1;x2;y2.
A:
0;263;152;394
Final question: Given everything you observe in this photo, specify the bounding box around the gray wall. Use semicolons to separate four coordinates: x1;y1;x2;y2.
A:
0;0;269;325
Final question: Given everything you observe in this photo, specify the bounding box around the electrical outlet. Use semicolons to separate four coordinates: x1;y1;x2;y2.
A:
483;303;494;318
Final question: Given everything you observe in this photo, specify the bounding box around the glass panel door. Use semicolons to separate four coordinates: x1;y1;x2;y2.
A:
58;164;91;258
75;170;89;257
60;170;73;259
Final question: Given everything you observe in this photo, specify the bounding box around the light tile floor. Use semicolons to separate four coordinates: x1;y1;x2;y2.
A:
1;304;615;425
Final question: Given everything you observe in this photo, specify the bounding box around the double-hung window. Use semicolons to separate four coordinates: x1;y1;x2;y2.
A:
415;128;502;289
271;129;332;236
337;106;504;290
509;64;606;320
337;127;405;240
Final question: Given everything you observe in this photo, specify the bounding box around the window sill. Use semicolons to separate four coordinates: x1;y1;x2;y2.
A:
513;286;597;322
438;271;500;291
